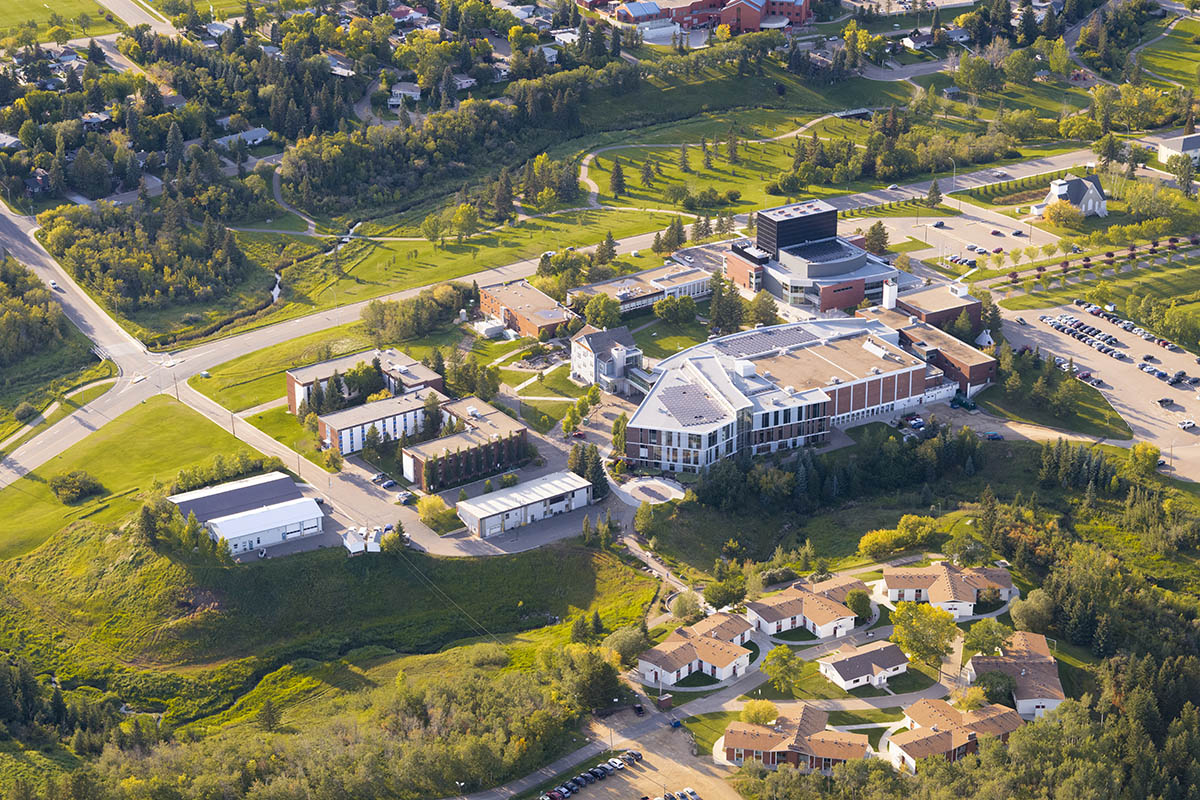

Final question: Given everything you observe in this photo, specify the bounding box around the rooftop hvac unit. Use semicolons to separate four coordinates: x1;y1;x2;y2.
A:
870;367;881;375
829;377;841;384
466;406;479;418
783;385;795;394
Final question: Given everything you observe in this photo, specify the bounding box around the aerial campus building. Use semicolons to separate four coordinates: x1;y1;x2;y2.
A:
168;472;324;555
622;318;974;473
723;200;916;312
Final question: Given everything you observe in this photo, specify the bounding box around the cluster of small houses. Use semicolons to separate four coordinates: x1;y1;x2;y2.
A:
638;563;1066;773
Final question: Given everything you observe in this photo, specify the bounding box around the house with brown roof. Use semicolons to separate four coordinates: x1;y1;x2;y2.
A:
965;631;1065;719
816;641;909;691
886;698;1022;772
744;581;857;639
637;612;753;687
881;563;1016;619
723;705;869;773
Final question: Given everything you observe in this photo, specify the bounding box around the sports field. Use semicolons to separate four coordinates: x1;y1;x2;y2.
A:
0;0;119;39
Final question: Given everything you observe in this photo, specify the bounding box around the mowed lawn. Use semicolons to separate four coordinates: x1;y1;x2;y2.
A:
633;318;710;359
975;377;1132;440
0;396;256;559
1000;255;1200;313
279;209;677;316
1140;18;1200;87
0;0;119;38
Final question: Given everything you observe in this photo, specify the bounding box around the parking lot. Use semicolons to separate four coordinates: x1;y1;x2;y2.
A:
1000;301;1200;476
866;209;1060;270
576;725;740;800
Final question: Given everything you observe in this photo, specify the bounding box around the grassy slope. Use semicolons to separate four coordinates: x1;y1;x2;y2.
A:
0;328;112;444
1140;17;1200;86
0;396;254;560
518;365;587;399
975;377;1132;441
0;0;119;38
246;406;333;471
0;380;115;459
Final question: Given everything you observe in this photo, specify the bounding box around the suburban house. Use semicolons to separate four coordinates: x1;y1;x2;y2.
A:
1032;173;1107;218
451;73;477;90
881;563;1017;619
285;348;443;415
400;398;529;491
800;574;869;604
455;471;592;537
317;388;448;455
23;168;51;196
570;325;644;395
480;280;576;339
965;631;1065;719
214;126;270;149
167;472;324;556
81;111;112;131
816;641;909;691
944;26;971;43
388;82;422;106
637;612;753;686
568;262;711;315
887;699;1022;772
722;705;869;772
902;32;934;49
0;133;21;150
744;581;857;639
1158;132;1200;166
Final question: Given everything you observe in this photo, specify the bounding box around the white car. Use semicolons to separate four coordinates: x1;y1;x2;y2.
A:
607;757;626;770
683;255;695;263
1180;420;1196;430
49;279;60;290
887;184;900;190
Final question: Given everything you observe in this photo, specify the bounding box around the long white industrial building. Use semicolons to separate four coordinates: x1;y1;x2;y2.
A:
455;471;592;537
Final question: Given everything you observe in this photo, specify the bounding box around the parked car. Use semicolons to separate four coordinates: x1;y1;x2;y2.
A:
380;479;396;489
887;183;900;190
984;432;1004;440
396;490;414;504
1180;420;1196;430
370;473;386;484
933;220;945;228
684;790;700;800
627;750;644;761
990;229;1003;236
1017;317;1027;326
607;758;626;770
992;246;1004;253
633;704;645;717
48;279;60;290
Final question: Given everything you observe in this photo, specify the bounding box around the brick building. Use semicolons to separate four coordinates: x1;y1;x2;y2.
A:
479;280;576;339
400;398;528;491
285;348;443;415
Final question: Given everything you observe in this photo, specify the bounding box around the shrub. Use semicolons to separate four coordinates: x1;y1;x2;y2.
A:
500;473;519;488
48;470;103;504
13;402;38;422
741;699;779;725
417;495;459;531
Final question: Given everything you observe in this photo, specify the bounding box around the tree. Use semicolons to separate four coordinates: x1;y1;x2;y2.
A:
863;221;889;254
845;589;872;622
641;160;655;187
571;615;591;642
1124;441;1161;478
703;575;746;608
760;645;802;694
944;529;987;565
963;617;1013;656
671;591;702;622
741;699;779;725
926;177;942;207
602;625;650;666
493;168;514;219
256;699;281;732
421;213;445;245
381;525;406;554
1003;48;1037;86
609;157;626;197
596;231;617;263
953;685;989;711
612;412;628;456
746;291;780;327
585;294;620;328
1092;133;1122;167
1042;199;1084;229
1167;153;1196;199
452;204;479;243
890;602;958;667
975;669;1018;705
47;26;71;46
592;610;604;635
1010;587;1054;632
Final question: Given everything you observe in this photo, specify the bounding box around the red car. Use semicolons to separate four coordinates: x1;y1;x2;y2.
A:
992;246;1004;253
571;431;586;438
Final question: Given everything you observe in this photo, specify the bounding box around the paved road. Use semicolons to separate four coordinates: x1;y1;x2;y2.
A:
94;0;175;34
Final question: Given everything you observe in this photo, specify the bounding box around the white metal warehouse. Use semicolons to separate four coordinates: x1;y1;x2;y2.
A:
455;471;592;537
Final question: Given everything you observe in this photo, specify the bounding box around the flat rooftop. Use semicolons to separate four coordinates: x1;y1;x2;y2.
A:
287;348;430;386
754;332;922;393
456;471;591;518
897;285;978;315
859;307;995;367
208;497;323;540
405;398;526;459
483;281;573;326
318;389;448;430
759;199;838;223
571;263;709;303
168;471;301;524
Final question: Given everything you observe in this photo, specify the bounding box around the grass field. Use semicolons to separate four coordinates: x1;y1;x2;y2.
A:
841;200;961;220
245;406;334;472
1000;254;1200;317
518;397;574;434
1140;17;1200;87
910;73;1093;121
518;365;587;399
0;0;120;39
0;379;115;459
743;660;887;701
975;374;1132;440
0;336;114;445
683;710;739;754
0;396;255;560
632;318;710;360
826;707;904;726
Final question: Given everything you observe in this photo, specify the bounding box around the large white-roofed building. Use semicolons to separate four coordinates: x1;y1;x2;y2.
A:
455;471;592;537
168;472;324;555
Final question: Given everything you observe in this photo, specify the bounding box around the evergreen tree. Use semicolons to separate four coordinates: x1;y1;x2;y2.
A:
926;177;942;207
640;159;654;187
592;610;603;634
493;168;514;220
571;615;590;642
678;142;691;173
256;699;281;732
596;231;617;263
609;157;625;197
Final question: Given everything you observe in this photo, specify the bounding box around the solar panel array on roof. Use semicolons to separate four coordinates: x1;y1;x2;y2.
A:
712;326;817;358
660;385;727;426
